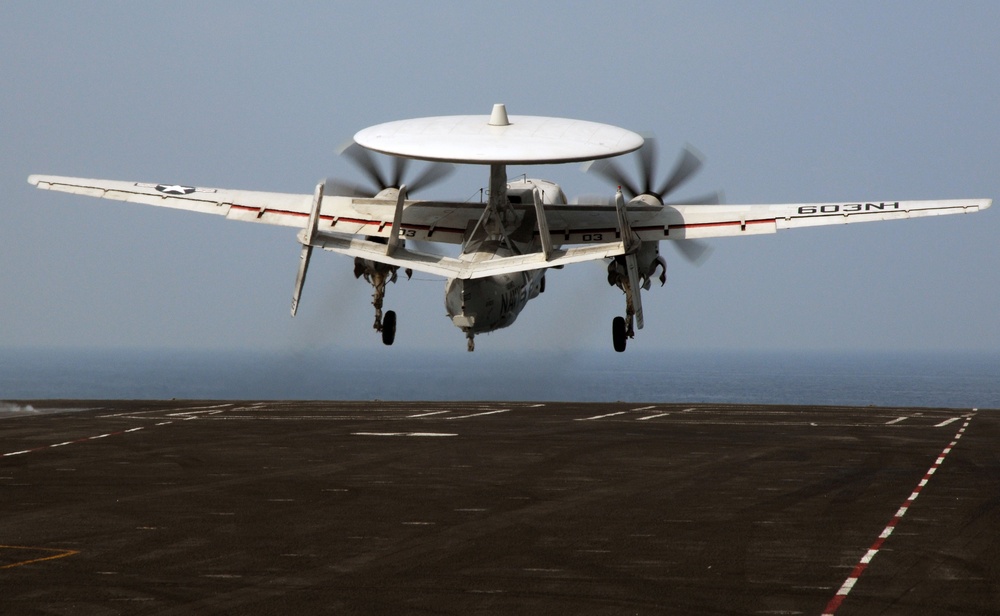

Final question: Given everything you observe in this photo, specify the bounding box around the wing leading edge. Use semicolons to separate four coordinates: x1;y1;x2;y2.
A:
29;174;990;278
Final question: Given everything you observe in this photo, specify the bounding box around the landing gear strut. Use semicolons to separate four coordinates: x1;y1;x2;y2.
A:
355;257;410;346
608;256;639;352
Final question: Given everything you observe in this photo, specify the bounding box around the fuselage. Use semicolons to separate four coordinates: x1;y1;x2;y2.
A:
444;178;564;336
444;241;545;334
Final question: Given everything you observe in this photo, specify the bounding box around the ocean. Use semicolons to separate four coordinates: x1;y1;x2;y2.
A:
1;348;997;409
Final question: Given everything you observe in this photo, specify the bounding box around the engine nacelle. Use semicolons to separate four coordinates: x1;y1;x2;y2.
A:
607;242;666;291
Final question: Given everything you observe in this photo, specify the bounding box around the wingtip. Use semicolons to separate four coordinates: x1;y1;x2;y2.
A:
27;174;41;186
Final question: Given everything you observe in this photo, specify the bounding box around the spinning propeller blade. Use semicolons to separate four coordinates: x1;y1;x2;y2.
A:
674;239;713;266
332;142;455;197
585;137;719;266
585;137;707;202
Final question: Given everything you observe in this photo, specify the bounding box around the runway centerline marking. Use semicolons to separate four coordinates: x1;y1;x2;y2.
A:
821;410;976;615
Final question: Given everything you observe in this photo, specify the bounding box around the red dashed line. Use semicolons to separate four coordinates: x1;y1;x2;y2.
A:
821;409;977;615
2;424;158;459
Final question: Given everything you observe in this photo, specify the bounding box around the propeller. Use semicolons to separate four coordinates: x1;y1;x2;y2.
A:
584;137;712;203
330;142;455;197
583;137;719;264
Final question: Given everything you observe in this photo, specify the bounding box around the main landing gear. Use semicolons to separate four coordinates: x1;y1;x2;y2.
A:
355;257;409;346
381;310;397;346
610;301;638;352
607;252;666;352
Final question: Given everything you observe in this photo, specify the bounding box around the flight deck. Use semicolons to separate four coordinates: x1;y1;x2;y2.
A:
1;401;997;614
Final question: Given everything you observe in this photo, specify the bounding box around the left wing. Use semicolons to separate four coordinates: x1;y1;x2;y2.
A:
27;175;486;243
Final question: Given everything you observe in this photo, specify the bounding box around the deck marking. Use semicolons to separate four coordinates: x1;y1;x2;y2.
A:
3;416;180;460
406;410;450;418
576;411;628;421
821;409;976;615
934;417;960;428
637;413;671;421
0;545;80;569
631;405;657;412
885;417;908;425
447;409;510;420
352;432;456;437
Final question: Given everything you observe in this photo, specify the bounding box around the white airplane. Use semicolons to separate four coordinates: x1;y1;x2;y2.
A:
29;104;991;352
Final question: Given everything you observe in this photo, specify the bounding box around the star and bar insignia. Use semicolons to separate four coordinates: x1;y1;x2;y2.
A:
155;184;197;195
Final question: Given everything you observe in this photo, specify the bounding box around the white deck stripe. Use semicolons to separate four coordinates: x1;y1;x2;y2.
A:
447;409;510;420
637;413;671;421
576;411;629;421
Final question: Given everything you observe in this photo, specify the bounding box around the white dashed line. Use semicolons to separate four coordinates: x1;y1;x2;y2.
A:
885;417;908;425
934;417;960;428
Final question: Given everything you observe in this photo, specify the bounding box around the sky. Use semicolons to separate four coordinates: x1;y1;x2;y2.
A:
2;1;999;356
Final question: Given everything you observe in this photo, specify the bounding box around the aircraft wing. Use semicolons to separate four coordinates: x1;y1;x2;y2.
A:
544;198;992;243
30;175;990;278
27;175;485;244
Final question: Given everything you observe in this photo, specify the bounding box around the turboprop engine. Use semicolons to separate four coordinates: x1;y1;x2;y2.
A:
607;242;666;291
586;137;719;351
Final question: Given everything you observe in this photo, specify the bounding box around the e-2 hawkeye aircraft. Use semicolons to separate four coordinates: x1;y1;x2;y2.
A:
29;104;991;352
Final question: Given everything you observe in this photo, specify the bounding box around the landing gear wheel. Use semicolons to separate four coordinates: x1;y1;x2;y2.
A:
612;316;627;353
381;310;397;346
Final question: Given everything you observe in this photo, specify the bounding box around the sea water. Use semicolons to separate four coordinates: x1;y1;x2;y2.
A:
1;348;997;409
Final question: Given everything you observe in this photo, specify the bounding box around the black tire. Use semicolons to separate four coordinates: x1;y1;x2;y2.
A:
612;316;627;352
382;310;397;346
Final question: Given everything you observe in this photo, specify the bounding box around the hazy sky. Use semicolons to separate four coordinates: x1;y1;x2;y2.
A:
3;2;998;355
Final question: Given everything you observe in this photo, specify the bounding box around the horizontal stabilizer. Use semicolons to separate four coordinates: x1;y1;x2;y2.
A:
305;231;626;280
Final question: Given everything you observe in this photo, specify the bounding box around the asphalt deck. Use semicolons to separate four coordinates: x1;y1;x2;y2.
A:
1;401;997;615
